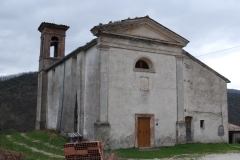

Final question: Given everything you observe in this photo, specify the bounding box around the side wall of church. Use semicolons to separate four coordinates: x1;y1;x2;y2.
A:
46;45;100;137
183;56;228;143
46;59;78;132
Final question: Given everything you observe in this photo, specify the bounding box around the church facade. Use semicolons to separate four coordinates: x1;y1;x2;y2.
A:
36;16;230;149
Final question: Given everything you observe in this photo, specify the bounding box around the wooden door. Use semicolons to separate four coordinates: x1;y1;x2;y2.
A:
137;117;150;147
185;117;192;142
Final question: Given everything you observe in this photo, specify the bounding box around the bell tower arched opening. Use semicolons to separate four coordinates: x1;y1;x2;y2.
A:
50;36;59;57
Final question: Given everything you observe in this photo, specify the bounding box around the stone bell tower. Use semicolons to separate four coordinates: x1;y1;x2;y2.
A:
36;22;69;130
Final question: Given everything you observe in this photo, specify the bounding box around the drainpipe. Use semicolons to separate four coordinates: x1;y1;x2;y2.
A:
220;79;223;142
220;79;223;141
58;61;66;132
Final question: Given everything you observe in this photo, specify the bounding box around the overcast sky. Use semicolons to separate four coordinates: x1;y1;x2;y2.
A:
0;0;240;89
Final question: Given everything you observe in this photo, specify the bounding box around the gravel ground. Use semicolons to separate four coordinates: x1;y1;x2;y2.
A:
124;153;240;160
200;153;240;160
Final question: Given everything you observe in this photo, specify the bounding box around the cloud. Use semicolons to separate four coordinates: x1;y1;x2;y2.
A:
202;51;240;89
0;0;239;89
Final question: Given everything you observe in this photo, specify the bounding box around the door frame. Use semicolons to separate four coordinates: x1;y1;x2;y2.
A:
135;114;155;148
185;116;193;143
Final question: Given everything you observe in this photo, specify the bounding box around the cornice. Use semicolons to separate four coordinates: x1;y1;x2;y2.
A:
98;31;185;48
38;22;69;32
96;43;109;51
41;30;67;36
175;55;184;60
98;38;183;57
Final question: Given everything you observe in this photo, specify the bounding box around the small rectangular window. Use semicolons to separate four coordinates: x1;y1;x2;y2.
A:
200;120;205;129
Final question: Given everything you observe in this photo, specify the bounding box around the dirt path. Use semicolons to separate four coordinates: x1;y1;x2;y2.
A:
6;135;64;159
20;133;62;150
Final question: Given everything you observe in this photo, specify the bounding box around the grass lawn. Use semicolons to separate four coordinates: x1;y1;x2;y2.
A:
1;131;240;159
0;130;67;160
110;143;240;159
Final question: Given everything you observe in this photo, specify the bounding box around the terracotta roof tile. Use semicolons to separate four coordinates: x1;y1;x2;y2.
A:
229;123;240;131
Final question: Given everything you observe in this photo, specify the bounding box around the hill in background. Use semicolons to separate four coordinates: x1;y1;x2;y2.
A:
0;72;37;133
227;89;240;94
228;90;240;126
0;72;240;133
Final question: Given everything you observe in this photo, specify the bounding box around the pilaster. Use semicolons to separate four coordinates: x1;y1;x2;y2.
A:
77;51;86;135
94;122;110;149
97;44;109;122
36;71;48;129
176;55;186;144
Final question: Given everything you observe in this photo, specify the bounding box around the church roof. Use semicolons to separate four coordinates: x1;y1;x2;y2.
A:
45;38;97;71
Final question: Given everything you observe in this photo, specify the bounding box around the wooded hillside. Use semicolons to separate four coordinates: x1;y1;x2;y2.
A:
0;72;37;133
0;72;239;133
228;90;240;126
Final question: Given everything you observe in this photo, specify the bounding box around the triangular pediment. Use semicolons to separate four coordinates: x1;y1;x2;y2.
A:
122;24;178;43
91;16;189;47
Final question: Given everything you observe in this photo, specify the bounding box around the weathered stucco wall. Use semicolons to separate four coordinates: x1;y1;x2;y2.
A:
183;56;228;143
46;63;64;130
83;46;100;140
61;57;78;132
108;46;178;149
46;69;54;129
45;44;100;137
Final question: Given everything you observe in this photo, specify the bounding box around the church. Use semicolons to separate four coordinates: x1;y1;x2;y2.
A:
36;16;230;149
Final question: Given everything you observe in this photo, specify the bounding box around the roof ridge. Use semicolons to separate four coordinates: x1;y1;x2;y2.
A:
45;38;97;71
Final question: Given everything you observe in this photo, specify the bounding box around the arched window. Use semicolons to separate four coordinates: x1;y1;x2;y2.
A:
134;57;155;73
50;36;59;57
135;60;149;69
